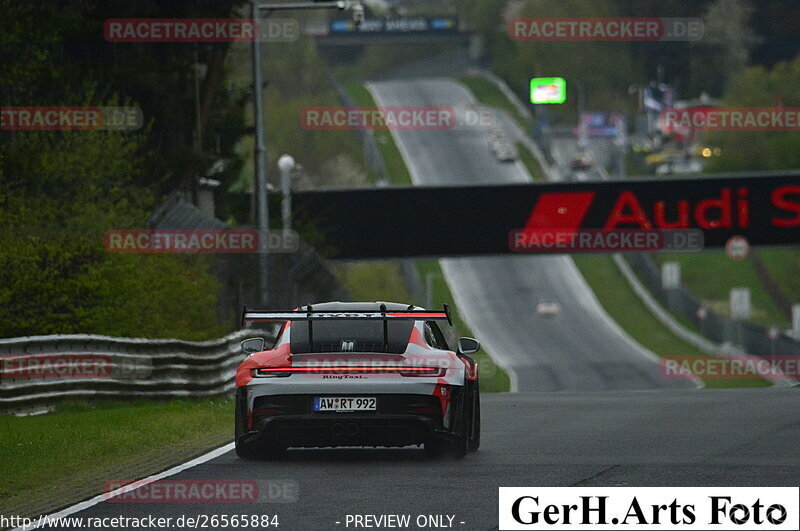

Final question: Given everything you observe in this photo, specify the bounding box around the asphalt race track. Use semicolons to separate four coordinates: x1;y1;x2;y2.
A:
367;77;695;392
37;390;800;530
33;77;800;531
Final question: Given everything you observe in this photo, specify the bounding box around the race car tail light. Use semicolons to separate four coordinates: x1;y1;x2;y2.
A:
398;367;447;377
253;366;446;377
463;358;479;380
253;369;292;378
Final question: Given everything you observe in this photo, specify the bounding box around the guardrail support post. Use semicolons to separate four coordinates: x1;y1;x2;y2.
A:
793;304;800;340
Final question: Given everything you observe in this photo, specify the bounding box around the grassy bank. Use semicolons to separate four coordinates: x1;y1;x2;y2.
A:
333;262;414;303
574;255;769;388
653;252;786;326
517;142;545;182
458;77;526;127
345;84;413;185
0;398;233;518
758;248;800;308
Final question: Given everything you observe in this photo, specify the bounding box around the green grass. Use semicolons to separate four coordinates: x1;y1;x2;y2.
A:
416;260;511;393
333;262;414;302
653;252;786;326
756;248;800;305
345;84;413;185
0;398;233;512
459;76;527;128
516;142;545;182
574;255;769;389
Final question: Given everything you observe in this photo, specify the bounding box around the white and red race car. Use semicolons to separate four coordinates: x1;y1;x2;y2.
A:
235;302;481;459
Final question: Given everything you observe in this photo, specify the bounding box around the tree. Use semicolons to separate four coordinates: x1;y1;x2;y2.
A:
690;0;760;96
705;55;800;172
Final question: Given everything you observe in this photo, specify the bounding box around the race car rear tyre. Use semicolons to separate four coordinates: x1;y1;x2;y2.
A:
423;438;447;457
468;389;481;453
235;388;267;460
452;386;472;459
235;437;264;460
452;433;469;459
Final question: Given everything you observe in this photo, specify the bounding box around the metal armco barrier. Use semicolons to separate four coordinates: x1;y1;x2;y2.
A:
626;253;800;357
293;172;800;259
0;329;274;415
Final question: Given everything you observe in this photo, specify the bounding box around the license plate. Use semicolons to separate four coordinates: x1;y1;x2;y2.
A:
313;397;376;412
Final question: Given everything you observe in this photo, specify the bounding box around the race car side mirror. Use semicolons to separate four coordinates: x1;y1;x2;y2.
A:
457;337;480;355
241;337;265;354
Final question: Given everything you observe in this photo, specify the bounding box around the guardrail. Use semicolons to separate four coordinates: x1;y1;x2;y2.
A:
626;253;800;358
0;329;274;416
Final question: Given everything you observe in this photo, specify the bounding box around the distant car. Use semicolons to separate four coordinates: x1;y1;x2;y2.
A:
235;302;481;459
569;152;594;171
655;157;702;175
488;129;518;162
536;301;561;316
491;137;519;162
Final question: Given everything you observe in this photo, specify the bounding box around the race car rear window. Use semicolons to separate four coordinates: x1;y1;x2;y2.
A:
289;320;414;354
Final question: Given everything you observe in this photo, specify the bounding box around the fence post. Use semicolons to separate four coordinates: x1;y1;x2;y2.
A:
793;304;800;340
661;261;680;312
730;288;751;347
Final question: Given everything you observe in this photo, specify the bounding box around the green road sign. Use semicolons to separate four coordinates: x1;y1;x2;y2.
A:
530;77;567;104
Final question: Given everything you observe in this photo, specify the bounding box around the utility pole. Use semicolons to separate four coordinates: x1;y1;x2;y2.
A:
250;0;362;307
251;1;270;306
614;117;628;180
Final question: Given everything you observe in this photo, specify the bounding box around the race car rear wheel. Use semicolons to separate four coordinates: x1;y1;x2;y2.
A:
452;432;469;458
423;437;447;457
235;437;263;460
468;390;481;453
235;401;263;460
451;384;474;459
235;388;281;460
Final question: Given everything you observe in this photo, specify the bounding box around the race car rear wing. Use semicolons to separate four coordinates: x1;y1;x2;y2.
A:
242;304;452;326
242;304;452;353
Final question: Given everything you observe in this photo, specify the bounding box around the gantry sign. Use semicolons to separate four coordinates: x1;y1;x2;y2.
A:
292;174;800;259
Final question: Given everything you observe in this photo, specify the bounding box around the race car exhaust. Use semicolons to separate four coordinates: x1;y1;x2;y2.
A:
331;423;345;436
346;423;359;436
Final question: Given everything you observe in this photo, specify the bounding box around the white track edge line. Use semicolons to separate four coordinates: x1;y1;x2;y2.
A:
14;442;235;530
